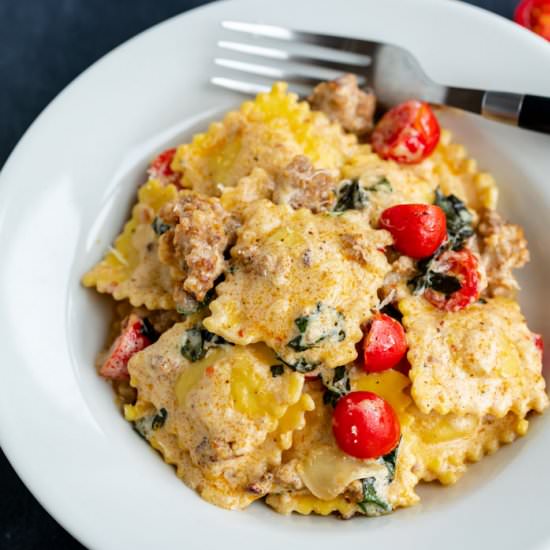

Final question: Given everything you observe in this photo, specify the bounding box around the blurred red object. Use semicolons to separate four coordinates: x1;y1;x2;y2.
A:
514;0;550;41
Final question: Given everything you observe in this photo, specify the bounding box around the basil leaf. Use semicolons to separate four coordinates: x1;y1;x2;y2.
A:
180;327;205;361
357;477;391;516
151;217;171;236
379;441;400;483
434;188;474;250
322;366;350;407
270;365;285;377
140;318;159;342
151;408;168;430
276;355;318;374
333;180;369;212
180;326;229;362
287;303;346;351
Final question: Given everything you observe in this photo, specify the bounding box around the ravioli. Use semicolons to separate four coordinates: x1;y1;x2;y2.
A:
126;320;313;508
173;82;356;196
85;80;548;519
400;296;548;417
82;179;178;310
204;200;391;369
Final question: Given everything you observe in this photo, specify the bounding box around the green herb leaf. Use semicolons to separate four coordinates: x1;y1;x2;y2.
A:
287;303;346;351
151;217;171;236
333;180;369;212
140;318;159;342
270;365;285;377
322;365;350;407
180;326;229;362
175;288;215;316
357;477;391;516
434;188;474;250
276;355;318;373
151;408;168;430
379;441;400;483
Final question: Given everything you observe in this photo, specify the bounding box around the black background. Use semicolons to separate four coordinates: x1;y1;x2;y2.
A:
0;0;520;548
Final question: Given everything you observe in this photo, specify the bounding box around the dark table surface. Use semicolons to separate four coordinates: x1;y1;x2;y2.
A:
0;0;520;548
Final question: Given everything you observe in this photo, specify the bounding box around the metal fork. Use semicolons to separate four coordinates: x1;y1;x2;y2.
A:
213;21;550;135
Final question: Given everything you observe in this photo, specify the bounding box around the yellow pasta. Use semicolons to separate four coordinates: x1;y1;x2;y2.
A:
173;82;356;196
85;80;547;518
82;179;178;309
204;200;391;369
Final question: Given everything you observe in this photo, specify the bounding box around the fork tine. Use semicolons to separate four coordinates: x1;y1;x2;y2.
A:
222;21;380;57
218;41;371;74
214;58;327;87
210;77;270;95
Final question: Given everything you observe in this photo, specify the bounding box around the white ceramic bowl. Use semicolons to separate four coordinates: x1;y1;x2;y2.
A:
1;1;549;548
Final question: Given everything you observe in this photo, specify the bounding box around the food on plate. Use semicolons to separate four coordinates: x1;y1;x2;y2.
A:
83;75;548;518
514;0;550;41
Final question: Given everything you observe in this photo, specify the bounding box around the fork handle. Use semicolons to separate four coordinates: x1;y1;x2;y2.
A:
446;88;550;134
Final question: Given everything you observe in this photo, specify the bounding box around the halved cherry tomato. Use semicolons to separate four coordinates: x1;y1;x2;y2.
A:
514;0;550;41
379;204;447;259
533;333;544;355
100;315;154;380
371;100;440;164
362;313;407;373
424;248;480;312
148;147;179;185
332;391;400;459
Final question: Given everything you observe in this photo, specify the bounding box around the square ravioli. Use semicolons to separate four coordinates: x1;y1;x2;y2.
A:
204;200;392;369
126;320;314;508
400;295;548;417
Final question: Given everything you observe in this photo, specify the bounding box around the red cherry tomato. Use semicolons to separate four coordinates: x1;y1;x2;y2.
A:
332;391;400;459
424;248;481;312
371;100;441;164
379;204;447;259
148;147;179;185
100;315;153;380
514;0;550;41
533;333;544;355
362;313;408;373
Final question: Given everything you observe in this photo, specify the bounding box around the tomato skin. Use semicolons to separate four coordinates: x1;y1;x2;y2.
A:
148;147;179;185
514;0;550;41
371;100;441;164
533;333;544;355
332;391;400;459
362;313;408;373
424;248;481;312
379;204;447;259
100;315;153;380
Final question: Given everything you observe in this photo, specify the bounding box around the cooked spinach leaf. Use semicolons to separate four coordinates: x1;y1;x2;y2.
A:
287;302;346;351
333;180;369;212
357;477;391;516
276;354;318;374
434;188;474;250
322;366;350;407
270;365;285;377
379;441;400;483
151;408;168;430
409;251;461;296
175;288;215;316
140;318;159;342
180;326;229;362
134;408;168;439
151;217;171;236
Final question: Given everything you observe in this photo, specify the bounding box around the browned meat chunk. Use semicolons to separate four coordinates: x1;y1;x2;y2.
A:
273;155;336;213
477;208;529;297
157;192;238;303
307;74;376;135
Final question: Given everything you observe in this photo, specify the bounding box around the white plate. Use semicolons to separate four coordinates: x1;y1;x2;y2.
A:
1;0;550;548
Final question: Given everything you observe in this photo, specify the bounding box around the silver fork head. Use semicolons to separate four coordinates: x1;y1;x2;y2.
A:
214;21;447;109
